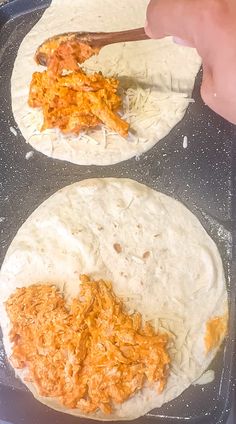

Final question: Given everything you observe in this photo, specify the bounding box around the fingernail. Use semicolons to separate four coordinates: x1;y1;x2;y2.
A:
173;37;189;46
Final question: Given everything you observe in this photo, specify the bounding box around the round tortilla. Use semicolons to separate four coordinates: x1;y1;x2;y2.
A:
11;0;201;166
0;179;227;420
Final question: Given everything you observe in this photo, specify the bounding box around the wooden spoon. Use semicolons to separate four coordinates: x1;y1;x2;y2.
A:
35;27;150;66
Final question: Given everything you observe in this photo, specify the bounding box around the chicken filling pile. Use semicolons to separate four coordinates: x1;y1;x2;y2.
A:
6;275;170;415
28;40;129;137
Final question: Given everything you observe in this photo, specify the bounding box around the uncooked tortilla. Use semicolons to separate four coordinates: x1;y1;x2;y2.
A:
11;0;201;165
0;179;227;420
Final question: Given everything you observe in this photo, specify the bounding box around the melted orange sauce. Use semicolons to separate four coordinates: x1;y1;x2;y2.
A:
205;315;228;353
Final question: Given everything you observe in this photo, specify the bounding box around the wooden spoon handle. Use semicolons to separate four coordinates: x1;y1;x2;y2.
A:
76;27;150;47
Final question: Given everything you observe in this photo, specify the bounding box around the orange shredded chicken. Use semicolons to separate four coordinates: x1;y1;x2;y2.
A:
6;275;170;415
35;36;99;67
29;40;129;137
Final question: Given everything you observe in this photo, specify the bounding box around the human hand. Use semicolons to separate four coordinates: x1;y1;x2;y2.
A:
145;0;236;124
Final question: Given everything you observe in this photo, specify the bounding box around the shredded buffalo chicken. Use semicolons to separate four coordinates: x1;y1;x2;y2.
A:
35;35;99;67
6;275;170;415
29;40;129;137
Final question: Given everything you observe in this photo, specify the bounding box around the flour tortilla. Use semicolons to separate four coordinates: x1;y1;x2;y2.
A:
0;179;227;420
11;0;201;166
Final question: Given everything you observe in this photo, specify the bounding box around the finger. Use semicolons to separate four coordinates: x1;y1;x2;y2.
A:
201;63;236;124
145;0;197;43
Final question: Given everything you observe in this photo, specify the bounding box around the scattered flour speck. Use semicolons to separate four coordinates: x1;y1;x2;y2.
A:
10;126;17;136
25;151;34;160
183;136;188;149
0;347;5;368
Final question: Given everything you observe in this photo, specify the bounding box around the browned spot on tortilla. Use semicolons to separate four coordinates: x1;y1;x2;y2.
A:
113;243;122;254
143;251;150;260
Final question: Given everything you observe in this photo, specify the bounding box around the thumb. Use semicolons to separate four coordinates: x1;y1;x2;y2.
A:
145;0;196;45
